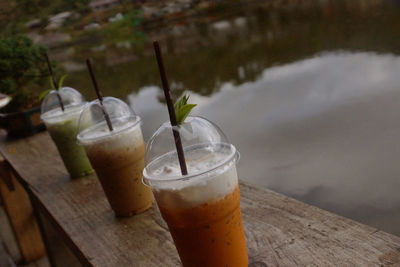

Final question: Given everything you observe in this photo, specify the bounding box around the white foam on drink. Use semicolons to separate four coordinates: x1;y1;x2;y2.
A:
145;145;238;206
78;118;143;151
41;105;83;125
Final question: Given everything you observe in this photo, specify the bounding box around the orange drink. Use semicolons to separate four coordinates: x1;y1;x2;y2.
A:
144;117;248;267
156;185;247;266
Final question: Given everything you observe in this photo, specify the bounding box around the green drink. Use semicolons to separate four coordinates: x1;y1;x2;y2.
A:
42;105;93;178
41;87;93;178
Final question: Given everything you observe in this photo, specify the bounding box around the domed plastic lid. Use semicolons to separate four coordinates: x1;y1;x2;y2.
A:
77;97;141;144
143;116;239;183
40;87;85;121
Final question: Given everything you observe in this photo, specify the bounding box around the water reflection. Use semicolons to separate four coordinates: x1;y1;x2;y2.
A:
64;0;400;100
130;52;400;236
49;0;400;236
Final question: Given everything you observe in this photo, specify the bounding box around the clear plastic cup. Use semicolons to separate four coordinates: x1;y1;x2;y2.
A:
41;87;94;178
143;116;248;267
77;97;154;217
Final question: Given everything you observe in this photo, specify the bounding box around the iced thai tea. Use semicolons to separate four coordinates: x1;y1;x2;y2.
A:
144;143;248;267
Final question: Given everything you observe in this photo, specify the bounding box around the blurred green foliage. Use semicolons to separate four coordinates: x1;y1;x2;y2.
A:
0;35;49;111
15;0;90;17
15;0;51;16
104;9;145;44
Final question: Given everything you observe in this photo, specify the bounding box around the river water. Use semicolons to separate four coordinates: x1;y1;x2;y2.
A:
53;0;400;236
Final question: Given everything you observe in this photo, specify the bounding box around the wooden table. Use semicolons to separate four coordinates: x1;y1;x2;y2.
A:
0;131;400;266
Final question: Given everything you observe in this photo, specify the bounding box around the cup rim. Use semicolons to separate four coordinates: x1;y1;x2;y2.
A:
77;115;141;145
142;143;239;185
41;103;86;122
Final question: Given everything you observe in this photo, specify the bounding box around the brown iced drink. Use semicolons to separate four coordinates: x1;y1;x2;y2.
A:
83;123;153;216
77;97;154;217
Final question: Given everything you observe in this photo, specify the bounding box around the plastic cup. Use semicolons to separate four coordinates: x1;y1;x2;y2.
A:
77;97;154;217
41;87;93;178
143;116;248;267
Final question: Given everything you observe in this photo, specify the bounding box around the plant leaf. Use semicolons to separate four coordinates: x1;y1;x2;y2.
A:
58;74;68;89
174;94;189;113
39;89;51;101
176;104;196;125
49;76;55;89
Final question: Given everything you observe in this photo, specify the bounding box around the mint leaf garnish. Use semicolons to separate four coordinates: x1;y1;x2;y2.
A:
49;76;56;89
58;74;68;89
39;89;52;100
43;74;68;100
174;94;196;125
174;94;188;111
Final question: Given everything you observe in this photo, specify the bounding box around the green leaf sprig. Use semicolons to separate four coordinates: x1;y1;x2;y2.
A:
174;94;196;125
39;74;68;100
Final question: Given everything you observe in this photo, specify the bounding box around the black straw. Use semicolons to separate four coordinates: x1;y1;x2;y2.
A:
153;41;188;175
86;59;113;132
45;53;65;111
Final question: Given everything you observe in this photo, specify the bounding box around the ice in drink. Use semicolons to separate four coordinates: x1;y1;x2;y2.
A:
41;87;93;178
77;97;153;216
143;116;248;266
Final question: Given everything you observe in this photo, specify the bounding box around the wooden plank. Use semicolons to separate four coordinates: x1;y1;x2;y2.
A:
0;156;46;263
0;204;49;267
0;131;400;266
241;183;400;266
20;256;50;267
0;239;16;267
0;206;21;262
33;200;81;267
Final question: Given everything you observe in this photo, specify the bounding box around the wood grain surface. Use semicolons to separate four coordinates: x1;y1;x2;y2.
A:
0;131;400;266
0;239;14;267
0;156;45;263
0;206;21;263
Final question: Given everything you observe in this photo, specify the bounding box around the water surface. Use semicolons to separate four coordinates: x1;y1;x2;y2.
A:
53;0;400;236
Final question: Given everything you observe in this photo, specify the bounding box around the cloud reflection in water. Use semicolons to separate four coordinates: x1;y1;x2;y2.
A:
129;52;400;236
